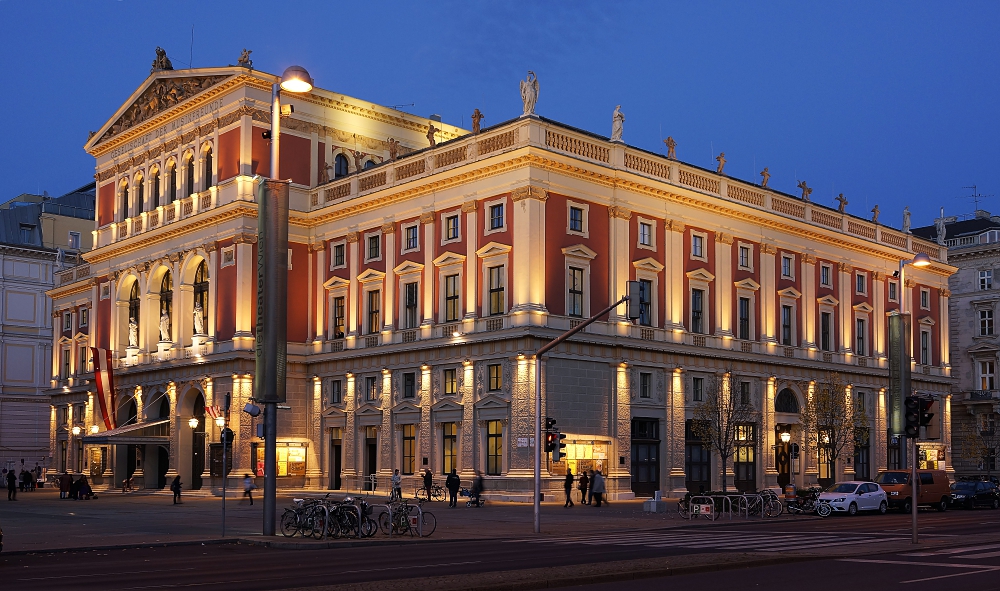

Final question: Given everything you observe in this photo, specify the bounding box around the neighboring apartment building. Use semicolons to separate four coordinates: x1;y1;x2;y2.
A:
47;59;953;498
914;211;1000;478
1;184;94;471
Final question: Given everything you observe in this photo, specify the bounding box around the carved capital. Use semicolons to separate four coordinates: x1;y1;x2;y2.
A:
309;242;325;253
666;219;685;233
511;186;548;202
904;278;915;288
715;232;733;245
839;262;854;273
941;288;952;298
111;270;122;281
608;206;632;220
872;271;886;281
233;232;257;245
346;232;359;243
761;243;777;255
140;261;151;273
381;223;396;234
203;242;218;254
802;254;817;265
419;212;436;224
462;200;478;213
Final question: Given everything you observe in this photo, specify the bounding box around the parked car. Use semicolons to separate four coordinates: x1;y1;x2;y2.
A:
874;469;951;513
957;475;1000;487
817;481;888;515
950;480;1000;509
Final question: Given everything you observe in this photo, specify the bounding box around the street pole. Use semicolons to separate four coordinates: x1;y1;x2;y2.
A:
222;422;227;538
911;433;918;543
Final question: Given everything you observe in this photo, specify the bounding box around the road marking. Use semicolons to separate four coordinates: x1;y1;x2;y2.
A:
19;567;196;581
902;542;1000;557
957;550;1000;559
901;569;1000;584
839;558;998;569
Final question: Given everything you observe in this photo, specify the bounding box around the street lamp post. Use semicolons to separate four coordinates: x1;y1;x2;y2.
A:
215;414;227;536
259;65;313;537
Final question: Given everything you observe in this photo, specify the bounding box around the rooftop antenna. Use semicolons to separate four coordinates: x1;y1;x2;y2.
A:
189;25;194;68
387;103;414;111
963;185;992;211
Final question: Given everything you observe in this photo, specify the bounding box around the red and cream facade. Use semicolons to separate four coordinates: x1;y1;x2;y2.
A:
47;66;954;497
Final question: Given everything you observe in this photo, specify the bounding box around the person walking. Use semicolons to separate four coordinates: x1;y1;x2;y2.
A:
586;471;595;505
564;468;575;508
59;472;71;499
422;469;433;502
591;469;606;507
445;469;461;508
241;474;255;505
170;475;182;504
6;469;16;501
390;469;402;501
579;471;589;505
470;470;484;508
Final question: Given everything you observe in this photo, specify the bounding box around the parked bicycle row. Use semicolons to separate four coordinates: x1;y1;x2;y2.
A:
279;493;437;539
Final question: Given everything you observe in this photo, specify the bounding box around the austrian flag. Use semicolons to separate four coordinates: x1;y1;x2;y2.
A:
91;347;117;431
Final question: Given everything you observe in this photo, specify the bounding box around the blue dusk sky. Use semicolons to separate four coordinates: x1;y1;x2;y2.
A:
1;1;997;230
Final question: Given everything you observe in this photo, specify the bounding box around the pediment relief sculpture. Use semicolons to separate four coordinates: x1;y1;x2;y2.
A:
99;75;230;143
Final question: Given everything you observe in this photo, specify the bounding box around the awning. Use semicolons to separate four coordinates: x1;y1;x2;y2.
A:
83;419;170;445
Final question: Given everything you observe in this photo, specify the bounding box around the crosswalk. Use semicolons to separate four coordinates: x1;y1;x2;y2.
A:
902;543;1000;560
505;529;904;552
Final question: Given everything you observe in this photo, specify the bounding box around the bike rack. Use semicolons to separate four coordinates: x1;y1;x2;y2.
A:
708;495;733;520
320;503;331;540
686;495;716;521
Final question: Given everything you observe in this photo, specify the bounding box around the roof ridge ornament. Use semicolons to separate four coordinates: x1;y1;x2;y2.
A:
151;46;173;73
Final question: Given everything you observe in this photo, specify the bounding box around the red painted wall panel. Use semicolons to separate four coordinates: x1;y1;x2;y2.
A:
683;228;716;333
96;276;110;349
251;127;270;177
217;128;241;182
98;182;114;227
287;242;309;342
731;240;760;340
215;238;237;341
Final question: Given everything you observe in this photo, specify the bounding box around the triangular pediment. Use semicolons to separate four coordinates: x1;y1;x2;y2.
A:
918;315;936;326
323;276;350;290
476;241;512;259
633;257;665;273
852;302;874;313
968;342;1000;355
431;399;464;413
433;252;467;267
73;332;89;341
392;401;421;414
562;244;598;260
57;336;73;345
322;407;347;419
818;295;839;306
356;404;384;416
778;287;802;299
357;268;386;283
394;260;425;275
734;278;760;291
475;394;510;409
90;70;237;147
686;268;715;282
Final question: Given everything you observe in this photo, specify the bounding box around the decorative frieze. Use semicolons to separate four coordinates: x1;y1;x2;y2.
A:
346;232;359;243
461;200;478;213
380;223;395;234
510;186;548;202
608;206;632;220
419;212;435;224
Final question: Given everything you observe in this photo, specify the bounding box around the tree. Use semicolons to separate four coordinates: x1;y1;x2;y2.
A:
691;369;762;492
799;372;869;482
958;412;1000;476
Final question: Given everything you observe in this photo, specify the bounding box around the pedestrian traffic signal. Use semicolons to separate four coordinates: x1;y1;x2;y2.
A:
626;281;648;321
545;417;557;431
790;443;800;460
552;431;567;462
545;431;557;452
904;396;920;438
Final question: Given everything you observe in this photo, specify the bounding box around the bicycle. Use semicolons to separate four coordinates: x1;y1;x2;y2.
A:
414;484;445;502
377;499;436;537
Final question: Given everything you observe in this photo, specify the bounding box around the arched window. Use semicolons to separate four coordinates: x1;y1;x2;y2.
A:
151;169;160;206
123;398;138;426
160;270;173;337
193;260;209;333
775;389;800;414
128;280;141;337
363;159;376;170
186;155;195;197
119;183;129;221
155;396;170;419
136;176;144;214
203;148;213;191
334;154;349;178
168;163;177;203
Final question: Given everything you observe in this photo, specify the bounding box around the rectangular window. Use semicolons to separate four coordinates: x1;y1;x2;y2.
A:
692;234;704;258
820;264;832;287
445;274;460;322
330;380;342;404
920;289;930;309
405;225;418;250
19;224;34;243
920;331;930;365
366;376;378;402
781;305;793;346
639;222;652;246
401;424;415;475
781;256;793;278
738;297;750;340
333;243;345;267
691;289;704;334
638;279;652;326
77;346;88;373
367;290;380;335
820;312;832;351
639;372;651;398
403;373;416;399
404;282;418;329
446;215;459;240
488;266;505;315
63;313;72;331
569;207;584;232
489;204;504;230
332;296;345;339
740;382;751;406
692;377;704;402
981;270;993;291
888;281;898;302
856;318;867;356
367;235;380;260
68;231;81;250
442;422;457;474
982;310;994;336
980;361;996;390
738;245;750;268
79;308;88;327
443;369;457;396
486;420;503;475
61;349;70;379
856;273;866;294
568;267;584;317
488;363;502;391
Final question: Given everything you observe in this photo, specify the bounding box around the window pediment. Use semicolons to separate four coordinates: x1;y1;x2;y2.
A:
391;401;421;414
393;260;425;275
633;257;665;273
852;302;874;313
685;268;715;282
433;252;467;267
355;404;384;416
323;276;350;290
356;269;386;284
475;394;510;409
778;287;802;299
918;315;936;326
562;244;598;260
476;241;512;259
431;400;464;413
817;295;839;307
734;278;760;291
968;342;1000;356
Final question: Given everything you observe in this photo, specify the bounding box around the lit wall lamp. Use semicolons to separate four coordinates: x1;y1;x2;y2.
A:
71;426;81;436
463;359;472;367
382;368;390;375
188;417;200;429
516;353;526;360
90;425;99;434
780;430;791;444
215;416;226;428
345;372;354;378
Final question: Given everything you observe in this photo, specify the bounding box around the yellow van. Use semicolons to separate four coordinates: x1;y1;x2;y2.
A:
874;470;951;512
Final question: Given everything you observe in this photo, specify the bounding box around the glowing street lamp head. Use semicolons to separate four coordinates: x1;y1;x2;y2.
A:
279;65;313;93
90;425;99;434
188;417;199;429
911;252;931;268
215;416;226;428
71;426;81;436
780;431;791;444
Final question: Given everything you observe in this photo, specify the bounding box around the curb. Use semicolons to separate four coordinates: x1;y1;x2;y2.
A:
0;537;239;557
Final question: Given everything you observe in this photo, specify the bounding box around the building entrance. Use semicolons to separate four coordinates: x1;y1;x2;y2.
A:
630;418;659;497
330;438;342;490
685;420;711;493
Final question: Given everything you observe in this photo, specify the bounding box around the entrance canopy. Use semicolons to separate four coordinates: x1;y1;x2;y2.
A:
83;419;170;445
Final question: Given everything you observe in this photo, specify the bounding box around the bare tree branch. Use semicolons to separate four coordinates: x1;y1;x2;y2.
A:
691;367;762;492
799;372;869;479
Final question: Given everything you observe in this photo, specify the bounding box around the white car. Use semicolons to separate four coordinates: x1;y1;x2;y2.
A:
817;481;888;515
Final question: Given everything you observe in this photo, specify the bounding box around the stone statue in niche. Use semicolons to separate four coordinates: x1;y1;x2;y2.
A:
871;204;880;224
318;162;330;185
128;318;139;348
836;193;848;213
797;180;812;202
426;124;438;148
760;167;770;188
387;138;400;160
520;71;539;116
151;47;173;73
352;150;365;171
238;48;253;68
664;136;677;160
902;206;911;233
471;109;484;134
193;302;205;335
610;105;625;142
715;152;726;175
159;311;171;342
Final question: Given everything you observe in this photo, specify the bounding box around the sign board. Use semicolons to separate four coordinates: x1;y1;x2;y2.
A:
409;515;419;528
593;444;607;460
887;313;911;436
517;437;529;448
692;503;713;516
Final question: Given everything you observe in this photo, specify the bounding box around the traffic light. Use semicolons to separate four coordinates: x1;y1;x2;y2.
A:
553;431;567;462
919;398;939;439
220;427;235;445
904;396;920;438
545;417;557;431
545;432;557;452
626;281;648;321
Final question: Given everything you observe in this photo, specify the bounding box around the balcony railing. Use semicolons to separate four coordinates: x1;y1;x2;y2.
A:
970;390;998;401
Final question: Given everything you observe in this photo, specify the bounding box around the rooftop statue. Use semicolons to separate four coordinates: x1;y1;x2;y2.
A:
426;124;438;147
715;152;726;175
610;105;624;142
797;180;812;202
471;109;484;134
902;206;911;234
520;71;539;117
151;46;173;73
238;48;253;69
760;167;770;188
387;138;400;161
836;193;848;213
871;204;880;224
664;137;676;160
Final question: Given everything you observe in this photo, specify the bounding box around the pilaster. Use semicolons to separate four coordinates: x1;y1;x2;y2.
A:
382;223;396;332
802;254;818;349
347;232;360;340
838;263;854;354
665;220;686;335
715;232;733;336
939;288;951;372
510;186;547;318
608;205;631;324
668;367;686;495
760;244;777;343
233;236;255;348
420;213;435;334
872;271;886;359
463;201;478;319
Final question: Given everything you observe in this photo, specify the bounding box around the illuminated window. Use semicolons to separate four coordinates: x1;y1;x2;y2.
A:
401;424;415;475
980;361;996;391
488;364;502;391
486;420;503;475
442;423;457;474
445;274;460;322
443;369;456;395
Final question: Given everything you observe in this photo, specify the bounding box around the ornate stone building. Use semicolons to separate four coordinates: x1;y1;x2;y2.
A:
47;62;953;498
